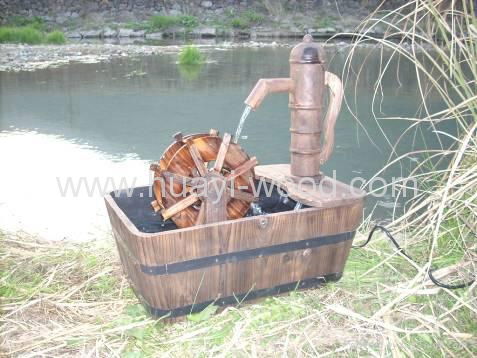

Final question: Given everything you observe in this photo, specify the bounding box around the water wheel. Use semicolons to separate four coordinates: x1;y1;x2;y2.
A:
150;129;258;228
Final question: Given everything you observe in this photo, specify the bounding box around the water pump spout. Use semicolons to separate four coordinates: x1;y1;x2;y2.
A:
244;78;294;110
242;34;343;179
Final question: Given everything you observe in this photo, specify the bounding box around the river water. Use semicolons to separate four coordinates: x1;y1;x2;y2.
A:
0;42;453;240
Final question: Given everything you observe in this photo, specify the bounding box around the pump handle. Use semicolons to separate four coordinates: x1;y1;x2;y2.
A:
320;72;344;165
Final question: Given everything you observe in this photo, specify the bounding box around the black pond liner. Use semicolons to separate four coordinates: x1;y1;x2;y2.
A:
111;181;309;233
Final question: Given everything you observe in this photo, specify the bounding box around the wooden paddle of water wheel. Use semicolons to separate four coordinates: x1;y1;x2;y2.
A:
149;130;257;228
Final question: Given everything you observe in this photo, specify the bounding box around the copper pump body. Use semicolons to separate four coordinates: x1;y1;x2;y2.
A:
244;34;344;179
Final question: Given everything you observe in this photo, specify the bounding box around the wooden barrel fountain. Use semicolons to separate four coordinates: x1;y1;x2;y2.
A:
105;130;365;318
105;35;366;318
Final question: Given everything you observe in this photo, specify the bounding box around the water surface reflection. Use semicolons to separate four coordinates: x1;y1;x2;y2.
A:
0;45;453;240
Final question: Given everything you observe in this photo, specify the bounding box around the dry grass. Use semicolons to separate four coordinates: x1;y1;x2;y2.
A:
339;0;477;237
338;0;477;295
1;229;475;357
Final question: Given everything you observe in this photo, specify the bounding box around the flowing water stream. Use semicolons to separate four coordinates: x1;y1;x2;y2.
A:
0;42;454;241
234;105;252;143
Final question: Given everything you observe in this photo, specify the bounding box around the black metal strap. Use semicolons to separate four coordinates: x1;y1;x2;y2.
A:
144;273;342;318
141;231;355;275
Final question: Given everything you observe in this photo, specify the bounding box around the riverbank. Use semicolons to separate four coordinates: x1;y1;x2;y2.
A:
0;40;293;72
0;38;424;73
1;0;395;42
1;229;475;356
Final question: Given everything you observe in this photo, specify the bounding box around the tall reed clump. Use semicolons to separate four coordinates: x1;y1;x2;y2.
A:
149;15;179;30
343;0;476;240
336;1;476;353
147;15;199;31
342;0;476;305
0;16;66;44
178;45;205;65
0;26;43;44
45;30;66;44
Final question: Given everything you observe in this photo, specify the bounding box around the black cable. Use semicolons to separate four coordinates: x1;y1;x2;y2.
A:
353;225;475;290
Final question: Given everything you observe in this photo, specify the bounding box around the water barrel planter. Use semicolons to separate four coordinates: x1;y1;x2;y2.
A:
105;164;365;318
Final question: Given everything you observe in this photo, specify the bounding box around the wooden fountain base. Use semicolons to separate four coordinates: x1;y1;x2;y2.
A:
105;164;365;318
